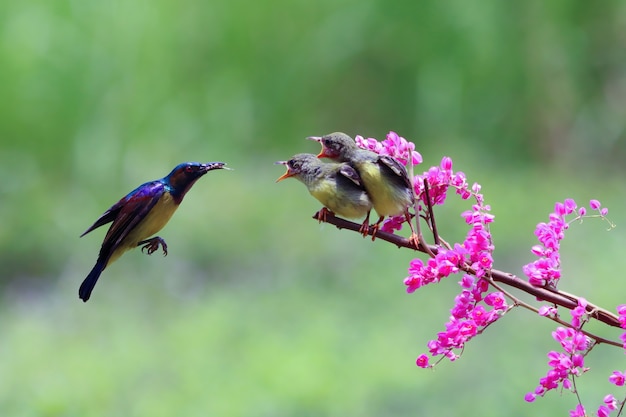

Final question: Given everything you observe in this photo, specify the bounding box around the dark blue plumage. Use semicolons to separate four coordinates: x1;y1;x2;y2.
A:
79;161;228;302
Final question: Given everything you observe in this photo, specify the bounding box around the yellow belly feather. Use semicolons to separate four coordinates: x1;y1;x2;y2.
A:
107;193;179;265
358;162;407;217
309;179;369;219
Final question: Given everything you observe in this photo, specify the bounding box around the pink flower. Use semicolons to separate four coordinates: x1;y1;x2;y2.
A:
380;215;406;233
570;298;588;328
484;292;506;311
597;405;611;417
596;395;618;417
416;354;430;368
441;156;453;171
609;370;625;386
569;404;586;417
538;305;558;317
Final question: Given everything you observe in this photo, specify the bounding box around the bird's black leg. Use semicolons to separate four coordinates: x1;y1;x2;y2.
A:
138;237;168;256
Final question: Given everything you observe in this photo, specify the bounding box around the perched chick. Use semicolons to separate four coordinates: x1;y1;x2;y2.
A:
309;132;416;242
276;153;372;233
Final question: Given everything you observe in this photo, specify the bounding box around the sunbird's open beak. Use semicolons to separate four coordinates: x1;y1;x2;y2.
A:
306;136;330;159
274;161;294;182
202;162;232;172
316;149;330;158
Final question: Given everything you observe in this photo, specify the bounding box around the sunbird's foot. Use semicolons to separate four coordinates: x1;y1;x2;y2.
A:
358;221;370;238
138;237;168;256
408;233;420;250
358;210;371;238
370;216;385;241
404;210;419;249
370;225;378;241
314;207;332;223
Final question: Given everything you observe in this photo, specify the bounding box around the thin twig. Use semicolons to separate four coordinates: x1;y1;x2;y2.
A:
487;277;621;348
407;155;435;258
423;179;440;245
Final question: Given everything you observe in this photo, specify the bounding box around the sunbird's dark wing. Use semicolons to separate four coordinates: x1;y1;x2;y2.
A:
378;155;412;190
337;164;366;188
80;200;124;237
97;181;165;257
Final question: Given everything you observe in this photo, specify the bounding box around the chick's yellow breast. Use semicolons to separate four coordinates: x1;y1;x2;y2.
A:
309;179;369;219
357;162;407;216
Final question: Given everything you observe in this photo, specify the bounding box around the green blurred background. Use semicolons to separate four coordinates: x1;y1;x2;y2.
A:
2;0;626;416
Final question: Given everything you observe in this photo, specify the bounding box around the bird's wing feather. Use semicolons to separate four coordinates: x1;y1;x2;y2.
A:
91;181;165;260
80;199;125;237
81;181;162;237
337;164;365;188
378;155;412;189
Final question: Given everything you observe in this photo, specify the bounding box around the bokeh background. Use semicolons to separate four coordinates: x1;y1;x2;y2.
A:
2;1;626;416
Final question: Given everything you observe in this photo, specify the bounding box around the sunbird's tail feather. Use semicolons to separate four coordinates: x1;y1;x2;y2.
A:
79;259;106;302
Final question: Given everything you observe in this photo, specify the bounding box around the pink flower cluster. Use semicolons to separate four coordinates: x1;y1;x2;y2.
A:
380;155;490;233
597;395;619;417
528;299;624;415
407;161;500;366
525;326;589;403
415;156;474;206
416;289;507;367
357;132;502;366
523;199;610;288
355;131;423;166
522;199;575;287
567;398;618;417
404;155;494;293
525;201;620;416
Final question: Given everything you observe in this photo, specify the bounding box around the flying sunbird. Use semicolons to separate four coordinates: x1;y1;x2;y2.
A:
79;161;229;302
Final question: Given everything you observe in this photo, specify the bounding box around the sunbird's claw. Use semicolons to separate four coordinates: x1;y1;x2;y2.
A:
408;233;420;250
138;237;168;256
404;209;418;249
358;221;370;238
314;207;332;223
370;216;385;241
358;210;372;238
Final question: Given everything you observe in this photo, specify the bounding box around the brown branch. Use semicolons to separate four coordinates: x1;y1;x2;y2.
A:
313;211;622;330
